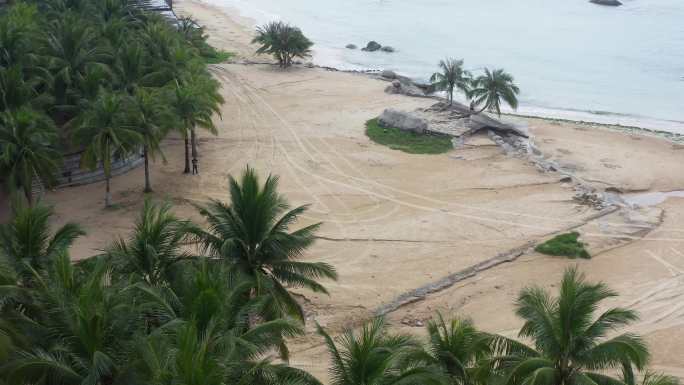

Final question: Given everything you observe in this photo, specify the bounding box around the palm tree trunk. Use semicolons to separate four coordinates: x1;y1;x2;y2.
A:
183;136;190;174
24;170;33;206
105;175;112;207
24;184;32;207
143;145;152;193
191;127;198;167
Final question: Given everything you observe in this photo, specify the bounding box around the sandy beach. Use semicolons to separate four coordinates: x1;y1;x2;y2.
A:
41;0;684;382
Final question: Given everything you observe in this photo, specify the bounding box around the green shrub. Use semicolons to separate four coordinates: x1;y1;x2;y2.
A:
203;49;234;64
365;118;453;154
535;232;590;259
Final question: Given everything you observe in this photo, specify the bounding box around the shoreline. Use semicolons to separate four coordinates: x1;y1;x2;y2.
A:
197;0;684;136
231;58;684;145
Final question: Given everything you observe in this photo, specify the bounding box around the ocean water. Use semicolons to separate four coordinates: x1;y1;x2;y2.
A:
206;0;684;133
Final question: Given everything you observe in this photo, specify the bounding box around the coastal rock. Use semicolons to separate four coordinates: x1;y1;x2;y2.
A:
380;46;395;53
361;41;382;52
589;0;622;5
378;109;428;134
381;70;397;79
384;79;427;97
345;43;357;49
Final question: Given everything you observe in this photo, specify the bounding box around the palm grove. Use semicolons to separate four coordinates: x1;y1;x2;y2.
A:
0;0;225;207
0;1;679;384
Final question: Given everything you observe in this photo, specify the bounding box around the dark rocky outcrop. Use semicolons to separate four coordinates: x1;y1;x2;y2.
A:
345;44;357;49
361;41;382;52
380;70;397;79
380;46;395;53
589;0;622;6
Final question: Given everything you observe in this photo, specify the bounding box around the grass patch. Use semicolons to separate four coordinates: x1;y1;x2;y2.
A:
365;119;453;154
202;49;235;64
535;232;590;259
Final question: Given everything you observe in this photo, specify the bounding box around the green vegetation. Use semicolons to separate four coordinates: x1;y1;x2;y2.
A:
535;231;591;258
0;0;225;208
365;118;453;154
203;49;234;64
487;267;650;385
429;59;520;115
0;167;333;385
252;21;313;68
316;267;668;385
471;68;520;116
0;108;61;205
317;317;445;385
430;58;472;105
194;166;338;325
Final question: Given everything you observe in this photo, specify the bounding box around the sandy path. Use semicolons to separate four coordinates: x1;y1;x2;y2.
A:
39;0;684;382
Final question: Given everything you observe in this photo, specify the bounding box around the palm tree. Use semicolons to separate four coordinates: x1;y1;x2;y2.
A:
2;254;140;385
113;42;154;95
0;65;51;112
128;89;172;192
73;91;142;207
622;368;680;385
430;58;471;106
42;13;110;122
253;21;313;68
317;317;446;385
169;77;222;174
0;108;61;205
134;261;322;382
493;268;649;385
108;199;194;286
469;68;520;117
0;3;40;68
0;202;84;282
421;313;494;385
194;166;337;322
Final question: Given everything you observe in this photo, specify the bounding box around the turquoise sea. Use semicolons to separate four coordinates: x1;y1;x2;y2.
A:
207;0;684;132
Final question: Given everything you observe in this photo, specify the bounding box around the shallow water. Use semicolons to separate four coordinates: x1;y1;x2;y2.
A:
622;190;684;207
206;0;684;132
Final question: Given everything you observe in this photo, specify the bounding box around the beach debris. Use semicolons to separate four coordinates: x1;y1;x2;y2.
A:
400;317;425;327
378;109;428;134
589;0;622;5
361;41;382;52
345;43;357;49
380;46;395;53
573;187;609;210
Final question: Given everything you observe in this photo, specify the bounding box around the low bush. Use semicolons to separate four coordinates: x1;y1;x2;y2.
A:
535;231;590;259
